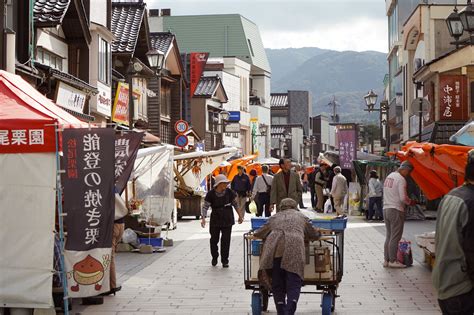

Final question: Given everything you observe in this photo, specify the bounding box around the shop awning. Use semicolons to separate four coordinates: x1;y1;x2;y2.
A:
0;70;87;153
391;142;473;200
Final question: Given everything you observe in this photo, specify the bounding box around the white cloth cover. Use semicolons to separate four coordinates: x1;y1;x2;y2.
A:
0;153;56;308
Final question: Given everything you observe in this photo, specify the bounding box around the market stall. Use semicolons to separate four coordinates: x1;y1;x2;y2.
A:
174;148;238;218
0;70;86;310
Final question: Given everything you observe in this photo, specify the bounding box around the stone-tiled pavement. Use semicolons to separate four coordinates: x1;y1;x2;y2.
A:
73;211;439;315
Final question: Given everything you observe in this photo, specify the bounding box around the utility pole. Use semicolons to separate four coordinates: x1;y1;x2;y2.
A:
328;96;340;123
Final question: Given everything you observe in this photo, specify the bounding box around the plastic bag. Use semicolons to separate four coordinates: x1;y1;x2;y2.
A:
249;201;257;214
122;228;139;247
324;199;333;214
397;239;413;266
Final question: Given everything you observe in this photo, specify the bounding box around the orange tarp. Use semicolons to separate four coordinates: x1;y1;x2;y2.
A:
391;142;472;200
213;155;258;180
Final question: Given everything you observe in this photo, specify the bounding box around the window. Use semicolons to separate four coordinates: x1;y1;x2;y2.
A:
388;5;399;49
271;116;287;125
161;82;172;117
36;48;63;71
98;37;110;84
247;39;255;57
207;111;219;133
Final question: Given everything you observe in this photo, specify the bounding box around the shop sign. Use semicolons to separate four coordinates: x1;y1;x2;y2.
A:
0;127;56;154
114;132;144;194
56;81;87;113
62;128;115;298
439;75;468;121
112;82;130;125
228;111;241;122
96;81;112;117
337;124;357;170
190;52;209;98
224;122;240;133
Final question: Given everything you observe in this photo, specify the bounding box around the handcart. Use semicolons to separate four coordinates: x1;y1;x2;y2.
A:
244;217;347;315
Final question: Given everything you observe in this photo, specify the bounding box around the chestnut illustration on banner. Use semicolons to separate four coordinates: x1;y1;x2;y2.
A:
70;255;105;292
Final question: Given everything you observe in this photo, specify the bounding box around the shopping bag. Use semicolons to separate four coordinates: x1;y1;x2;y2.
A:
323;198;333;214
249;201;258;214
397;239;413;266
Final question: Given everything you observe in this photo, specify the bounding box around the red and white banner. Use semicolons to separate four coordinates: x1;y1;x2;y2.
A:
439;75;468;121
190;52;209;98
0;125;56;154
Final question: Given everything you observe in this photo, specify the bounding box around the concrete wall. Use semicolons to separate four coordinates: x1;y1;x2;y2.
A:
36;28;68;71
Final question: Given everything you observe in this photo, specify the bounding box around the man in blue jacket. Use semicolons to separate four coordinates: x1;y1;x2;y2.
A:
231;165;251;219
432;149;474;315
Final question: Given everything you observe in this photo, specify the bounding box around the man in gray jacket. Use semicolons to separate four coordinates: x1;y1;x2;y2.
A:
432;149;474;315
270;158;303;212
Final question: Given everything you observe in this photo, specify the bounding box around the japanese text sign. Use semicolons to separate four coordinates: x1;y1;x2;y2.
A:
439;75;468;121
114;132;144;194
0;125;55;154
190;52;209;98
63;128;115;297
112;82;130;125
337;125;357;170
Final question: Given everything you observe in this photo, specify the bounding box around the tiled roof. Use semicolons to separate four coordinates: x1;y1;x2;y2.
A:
35;63;98;95
422;122;466;144
194;76;220;98
270;93;288;107
111;2;146;53
34;0;71;26
149;32;174;55
271;124;303;138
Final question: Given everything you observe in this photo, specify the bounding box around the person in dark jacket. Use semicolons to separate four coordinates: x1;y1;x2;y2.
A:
433;149;474;315
307;166;318;209
231;165;251;218
201;174;243;268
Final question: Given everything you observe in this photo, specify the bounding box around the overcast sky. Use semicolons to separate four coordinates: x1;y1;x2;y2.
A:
145;0;388;53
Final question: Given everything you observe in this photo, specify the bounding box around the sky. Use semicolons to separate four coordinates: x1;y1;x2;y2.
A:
145;0;388;53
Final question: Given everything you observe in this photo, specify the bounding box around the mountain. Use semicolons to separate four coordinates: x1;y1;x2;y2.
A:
266;48;387;123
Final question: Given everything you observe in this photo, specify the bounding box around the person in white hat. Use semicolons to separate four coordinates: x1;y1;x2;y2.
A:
201;174;243;268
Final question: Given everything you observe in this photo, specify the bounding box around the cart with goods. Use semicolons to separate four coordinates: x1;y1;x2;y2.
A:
244;217;347;315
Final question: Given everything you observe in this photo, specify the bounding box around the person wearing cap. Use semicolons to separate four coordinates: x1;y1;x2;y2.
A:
254;198;320;315
368;170;384;221
433;149;474;315
201;174;243;268
382;161;416;268
330;166;348;216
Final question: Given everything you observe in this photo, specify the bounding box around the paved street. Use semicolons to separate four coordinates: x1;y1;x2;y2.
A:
73;194;439;315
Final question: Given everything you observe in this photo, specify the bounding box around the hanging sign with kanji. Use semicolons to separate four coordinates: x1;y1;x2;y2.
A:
114;132;144;194
62;128;115;298
337;124;358;170
439;75;468;121
189;52;209;98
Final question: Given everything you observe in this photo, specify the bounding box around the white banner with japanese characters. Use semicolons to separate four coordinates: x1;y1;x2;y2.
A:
62;128;115;297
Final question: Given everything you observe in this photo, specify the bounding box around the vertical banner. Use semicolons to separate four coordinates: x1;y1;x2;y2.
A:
439;75;468;121
115;132;144;194
112;82;130;125
337;124;357;170
190;52;209;98
62;128;115;297
250;118;259;154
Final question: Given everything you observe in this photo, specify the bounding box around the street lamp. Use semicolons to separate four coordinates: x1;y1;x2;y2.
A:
447;6;464;47
251;123;268;154
218;111;230;149
459;0;474;34
363;90;378;112
447;0;474;46
146;49;165;71
219;110;230;121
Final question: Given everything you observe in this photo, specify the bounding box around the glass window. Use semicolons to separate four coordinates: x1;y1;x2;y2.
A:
247;39;255;57
98;37;110;84
36;48;64;71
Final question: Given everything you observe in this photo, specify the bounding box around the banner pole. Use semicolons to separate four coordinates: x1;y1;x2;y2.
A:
54;123;70;315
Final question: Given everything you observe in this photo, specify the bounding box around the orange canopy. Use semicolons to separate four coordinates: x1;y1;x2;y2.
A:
391;142;472;200
213;155;258;180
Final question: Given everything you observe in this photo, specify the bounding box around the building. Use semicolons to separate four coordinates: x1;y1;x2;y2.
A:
385;0;466;148
204;57;252;154
148;11;271;157
310;115;335;161
270;124;304;162
190;76;228;150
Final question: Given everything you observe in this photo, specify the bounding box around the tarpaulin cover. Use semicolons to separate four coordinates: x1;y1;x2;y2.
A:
391;142;473;200
132;145;175;225
213;154;257;180
0;153;56;308
0;70;87;153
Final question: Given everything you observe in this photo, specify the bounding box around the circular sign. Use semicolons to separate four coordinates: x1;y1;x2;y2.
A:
174;120;189;134
175;134;189;148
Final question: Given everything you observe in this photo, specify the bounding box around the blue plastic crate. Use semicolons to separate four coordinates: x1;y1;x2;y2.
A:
312;218;348;231
251;218;268;230
139;237;163;247
251;240;262;256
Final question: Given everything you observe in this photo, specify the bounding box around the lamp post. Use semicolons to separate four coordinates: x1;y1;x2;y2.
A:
251;123;267;155
459;0;474;43
446;0;474;46
363;90;389;151
219;110;230;149
145;49;165;136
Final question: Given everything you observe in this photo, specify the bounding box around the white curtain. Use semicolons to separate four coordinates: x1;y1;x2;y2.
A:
0;153;56;308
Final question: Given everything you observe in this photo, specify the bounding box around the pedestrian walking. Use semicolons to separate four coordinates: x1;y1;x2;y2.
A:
432;149;474;315
367;170;383;221
297;165;307;209
251;165;273;217
231;165;251;216
330;166;347;216
382;161;416;268
314;163;329;212
270;158;303;212
308;166;317;209
301;167;309;193
201;174;243;268
254;198;320;315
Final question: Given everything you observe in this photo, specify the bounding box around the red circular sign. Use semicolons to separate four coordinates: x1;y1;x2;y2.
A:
175;134;189;148
174;120;189;134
